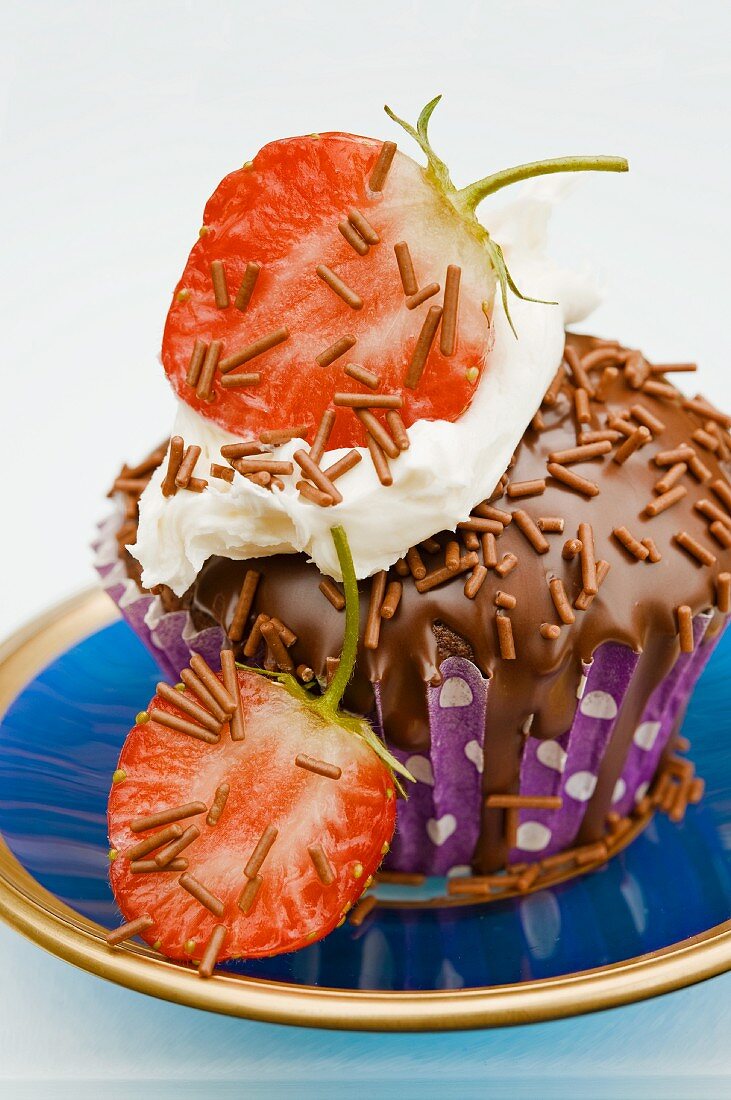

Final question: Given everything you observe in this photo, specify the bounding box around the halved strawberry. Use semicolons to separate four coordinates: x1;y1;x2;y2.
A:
107;527;407;968
163;98;627;449
108;666;395;961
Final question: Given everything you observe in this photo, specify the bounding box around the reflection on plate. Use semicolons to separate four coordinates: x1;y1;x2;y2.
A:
0;589;728;1030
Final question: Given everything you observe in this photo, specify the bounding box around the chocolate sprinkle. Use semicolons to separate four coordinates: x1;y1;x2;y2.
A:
229;569;261;642
207;783;231;826
365;571;387;649
220;328;289;373
613;526;650;561
440;264;461;357
316;265;363;310
162;437;184;498
369;141;397;192
348;208;379;245
244;825;278;879
196;341;222;401
199;924;227;979
179;872;225;917
319;577;345;611
295;754;342;781
677;605;694;653
308;843;336;886
106;916;154;947
210;260;229;309
315;335;356;369
339;219;369;255
186;339;208;387
394;241;418;297
406;283;440;309
310;409;337;465
234;261;261;312
404;305;442;388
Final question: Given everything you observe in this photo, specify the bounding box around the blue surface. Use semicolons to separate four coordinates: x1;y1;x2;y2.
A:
0;618;730;998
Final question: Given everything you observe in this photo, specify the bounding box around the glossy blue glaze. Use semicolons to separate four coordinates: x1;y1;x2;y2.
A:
0;619;729;992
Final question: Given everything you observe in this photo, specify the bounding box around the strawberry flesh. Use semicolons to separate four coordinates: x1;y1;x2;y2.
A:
163;133;493;449
108;669;395;960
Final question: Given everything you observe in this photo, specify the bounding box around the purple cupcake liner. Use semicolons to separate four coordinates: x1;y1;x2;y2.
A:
613;611;721;816
514;642;640;859
93;510;225;684
96;508;726;875
380;618;726;874
379;658;487;876
516;611;723;861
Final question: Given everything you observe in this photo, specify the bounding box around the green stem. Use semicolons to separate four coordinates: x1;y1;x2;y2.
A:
455;155;628;216
321;525;359;712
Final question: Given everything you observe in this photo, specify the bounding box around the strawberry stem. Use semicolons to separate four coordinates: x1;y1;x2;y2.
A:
234;527;412;783
321;525;359;713
454;155;628;216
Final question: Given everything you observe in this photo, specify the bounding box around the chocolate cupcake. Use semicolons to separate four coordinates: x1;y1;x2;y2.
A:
97;102;731;897
99;330;731;883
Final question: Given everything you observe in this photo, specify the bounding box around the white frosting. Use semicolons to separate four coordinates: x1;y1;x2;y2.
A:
134;180;599;592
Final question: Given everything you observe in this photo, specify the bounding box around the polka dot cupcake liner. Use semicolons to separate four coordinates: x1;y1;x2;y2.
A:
96;510;728;877
513;615;722;863
379;615;728;876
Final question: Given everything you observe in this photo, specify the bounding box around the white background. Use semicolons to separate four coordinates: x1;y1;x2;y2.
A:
0;2;730;1092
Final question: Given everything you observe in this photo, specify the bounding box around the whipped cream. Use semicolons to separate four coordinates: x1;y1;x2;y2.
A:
133;180;598;592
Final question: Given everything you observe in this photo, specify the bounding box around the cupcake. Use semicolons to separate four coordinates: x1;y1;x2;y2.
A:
99;100;731;939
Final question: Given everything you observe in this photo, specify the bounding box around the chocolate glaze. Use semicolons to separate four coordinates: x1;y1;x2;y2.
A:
119;333;731;873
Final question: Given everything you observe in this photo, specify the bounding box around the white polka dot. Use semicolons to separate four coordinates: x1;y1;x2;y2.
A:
634;781;650;803
405;754;434;786
446;865;471;878
612;778;627;804
579;690;618;720
565;771;598;802
536;740;567;773
517;821;552;852
633;721;662;751
427;814;457;846
463;740;483;772
439;677;473;708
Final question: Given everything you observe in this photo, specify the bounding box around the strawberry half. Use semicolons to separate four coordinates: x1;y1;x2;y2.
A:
106;527;409;970
163;98;627;449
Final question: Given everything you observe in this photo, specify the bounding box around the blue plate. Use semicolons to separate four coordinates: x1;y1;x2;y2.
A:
0;593;729;1026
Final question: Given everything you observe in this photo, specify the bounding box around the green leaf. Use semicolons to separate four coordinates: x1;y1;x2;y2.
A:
234;662;285;679
417;94;442;141
383;103;420;146
504;258;557;309
354;718;415;786
235;662;313;703
485;239;517;338
384;97;453;192
485;239;557;338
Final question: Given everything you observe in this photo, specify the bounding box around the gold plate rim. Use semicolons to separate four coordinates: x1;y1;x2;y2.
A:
0;586;729;1031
